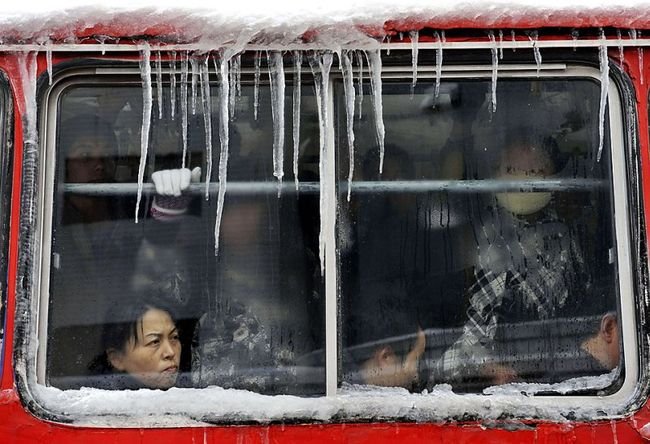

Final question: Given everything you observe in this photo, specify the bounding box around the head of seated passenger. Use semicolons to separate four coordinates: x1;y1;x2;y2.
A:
493;137;560;217
59;115;118;223
90;296;181;390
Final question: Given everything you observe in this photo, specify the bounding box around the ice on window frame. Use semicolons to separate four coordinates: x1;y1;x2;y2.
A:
135;44;152;224
367;49;385;174
309;52;333;273
181;51;189;168
268;51;286;192
292;50;302;192
598;29;610;162
341;50;356;201
199;55;213;200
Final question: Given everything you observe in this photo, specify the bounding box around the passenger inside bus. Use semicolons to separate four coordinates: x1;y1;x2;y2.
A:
433;136;617;388
48;114;202;387
89;294;183;390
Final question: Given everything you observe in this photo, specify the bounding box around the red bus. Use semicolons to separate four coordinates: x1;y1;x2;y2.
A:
1;2;650;442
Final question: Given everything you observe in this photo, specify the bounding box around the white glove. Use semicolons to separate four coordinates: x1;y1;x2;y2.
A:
151;167;201;196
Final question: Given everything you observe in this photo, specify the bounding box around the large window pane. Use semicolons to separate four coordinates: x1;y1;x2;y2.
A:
47;79;325;395
339;78;621;393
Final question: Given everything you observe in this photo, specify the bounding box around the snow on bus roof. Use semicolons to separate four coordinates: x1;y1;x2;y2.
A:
2;0;650;45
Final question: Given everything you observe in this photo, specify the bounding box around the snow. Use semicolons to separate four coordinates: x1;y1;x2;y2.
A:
31;381;623;427
4;1;650;47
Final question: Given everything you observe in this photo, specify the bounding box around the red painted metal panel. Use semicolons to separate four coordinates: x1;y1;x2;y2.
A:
0;39;647;443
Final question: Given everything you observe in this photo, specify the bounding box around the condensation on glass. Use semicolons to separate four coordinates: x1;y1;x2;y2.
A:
338;78;623;393
46;78;326;394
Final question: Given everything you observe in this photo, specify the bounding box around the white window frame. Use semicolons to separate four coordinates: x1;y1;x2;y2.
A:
25;61;639;426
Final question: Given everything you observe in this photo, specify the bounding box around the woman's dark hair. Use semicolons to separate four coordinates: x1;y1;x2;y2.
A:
88;292;178;377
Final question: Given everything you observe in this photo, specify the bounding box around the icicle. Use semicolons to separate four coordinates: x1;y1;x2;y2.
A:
214;56;231;255
617;29;624;67
341;51;356;201
234;53;242;98
180;51;189;168
156;51;163;119
98;36;106;55
597;30;610;162
385;35;391;55
170;51;177;121
254;51;261;121
135;44;153;224
571;29;579;51
191;56;198;115
367;49;386;174
45;42;53;86
309;52;333;273
356;51;364;120
292;51;302;192
629;30;644;85
410;30;419;94
528;31;542;75
434;31;444;99
268;51;286;194
229;55;240;121
200;56;213;200
488;31;498;113
498;30;504;60
511;30;517;52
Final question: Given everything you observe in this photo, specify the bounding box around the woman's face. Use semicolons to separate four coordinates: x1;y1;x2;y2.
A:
109;308;181;389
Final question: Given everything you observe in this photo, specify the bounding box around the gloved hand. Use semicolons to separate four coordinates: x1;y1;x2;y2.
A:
150;167;201;221
151;167;201;196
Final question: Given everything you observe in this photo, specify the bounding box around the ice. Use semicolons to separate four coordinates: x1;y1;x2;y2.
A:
156;51;163;120
529;31;542;75
191;56;198;115
180;51;189;168
309;52;333;273
170;51;177;121
511;30;517;52
214;55;231;255
268;51;286;191
410;30;418;93
292;51;302;192
356;51;364;120
341;50;356;201
31;380;622;427
199;55;213;200
617;29;624;67
498;29;504;59
435;31;444;99
229;55;240;120
639;46;645;85
598;30;610;162
45;42;52;85
489;31;498;112
367;49;385;174
254;51;261;121
135;44;152;224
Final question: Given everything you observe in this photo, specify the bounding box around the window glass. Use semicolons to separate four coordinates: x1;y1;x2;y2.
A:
47;79;325;394
338;78;622;393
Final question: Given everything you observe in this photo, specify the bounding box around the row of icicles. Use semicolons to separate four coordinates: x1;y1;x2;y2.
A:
31;28;638;263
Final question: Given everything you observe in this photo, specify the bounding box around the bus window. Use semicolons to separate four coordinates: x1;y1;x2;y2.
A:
339;76;623;394
44;75;325;394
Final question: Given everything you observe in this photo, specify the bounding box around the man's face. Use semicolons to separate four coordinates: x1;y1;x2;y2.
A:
66;137;112;183
108;308;181;389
